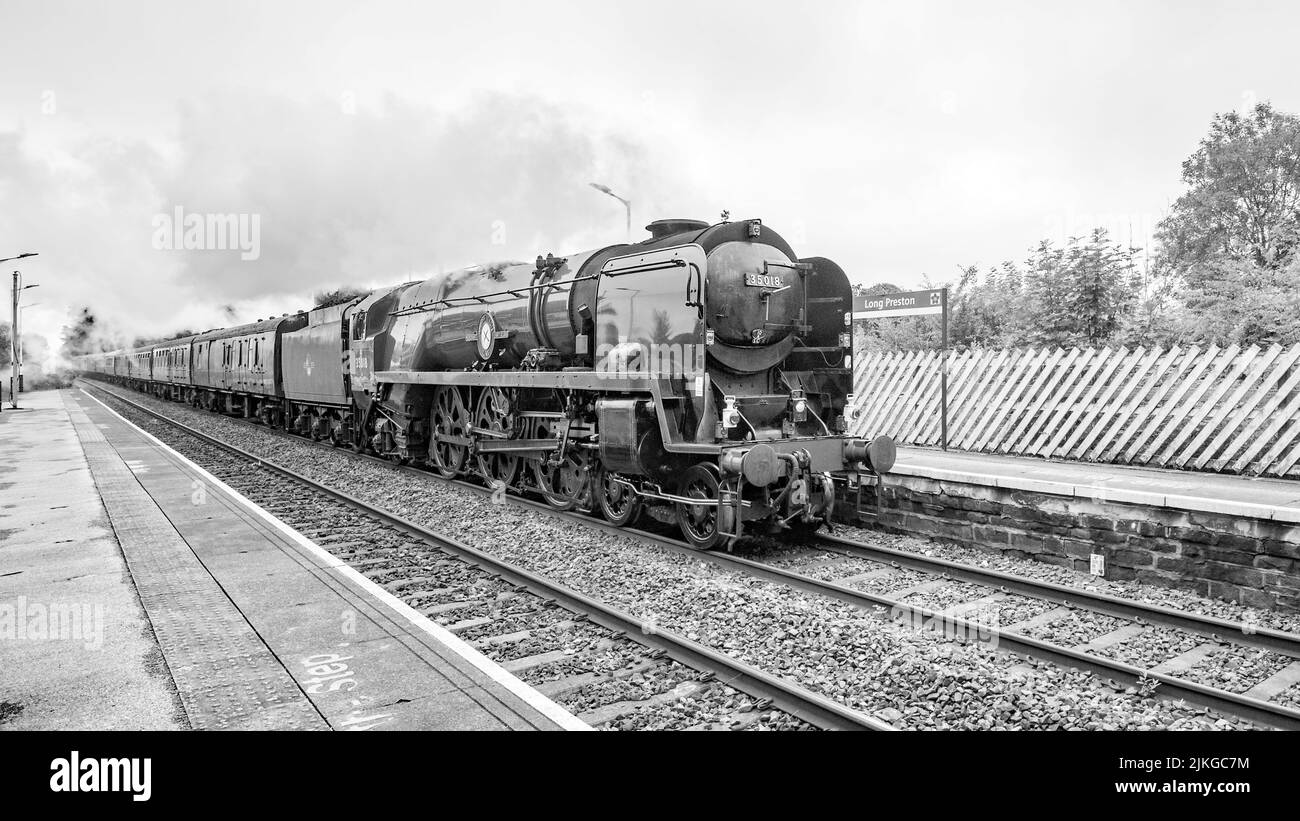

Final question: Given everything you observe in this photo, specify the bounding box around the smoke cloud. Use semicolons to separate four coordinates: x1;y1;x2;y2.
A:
1;90;689;366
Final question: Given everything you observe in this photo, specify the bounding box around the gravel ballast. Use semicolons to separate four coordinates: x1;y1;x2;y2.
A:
84;382;1276;730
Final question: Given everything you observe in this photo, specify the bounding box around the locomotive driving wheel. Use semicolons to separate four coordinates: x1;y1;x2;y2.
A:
675;463;732;550
429;386;470;478
534;448;592;512
596;465;640;527
474;387;518;488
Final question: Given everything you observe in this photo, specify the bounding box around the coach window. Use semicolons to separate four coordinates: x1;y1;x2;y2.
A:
254;339;260;368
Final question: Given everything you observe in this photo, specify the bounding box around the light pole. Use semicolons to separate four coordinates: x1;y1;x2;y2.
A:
613;287;640;337
7;262;39;407
13;278;40;396
589;183;631;243
5;256;39;409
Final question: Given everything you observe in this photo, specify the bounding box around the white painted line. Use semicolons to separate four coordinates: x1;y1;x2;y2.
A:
79;387;592;732
1163;493;1283;521
895;455;1300;521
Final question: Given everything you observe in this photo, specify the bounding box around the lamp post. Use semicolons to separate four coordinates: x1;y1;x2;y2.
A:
612;286;640;337
589;183;631;243
1;253;38;410
4;254;40;409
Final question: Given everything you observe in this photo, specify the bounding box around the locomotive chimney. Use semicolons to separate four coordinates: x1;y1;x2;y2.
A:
644;218;709;240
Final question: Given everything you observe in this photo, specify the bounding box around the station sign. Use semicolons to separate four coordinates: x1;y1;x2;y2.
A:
852;288;946;320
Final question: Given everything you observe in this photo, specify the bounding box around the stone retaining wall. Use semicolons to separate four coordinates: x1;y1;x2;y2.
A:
837;474;1300;612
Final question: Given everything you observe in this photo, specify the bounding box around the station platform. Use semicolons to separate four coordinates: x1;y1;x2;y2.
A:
893;447;1300;524
1;389;587;731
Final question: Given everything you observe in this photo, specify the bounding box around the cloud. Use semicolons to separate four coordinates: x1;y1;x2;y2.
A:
1;90;681;365
164;91;668;298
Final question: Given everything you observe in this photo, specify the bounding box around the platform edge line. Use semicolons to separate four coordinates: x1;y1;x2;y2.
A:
79;387;593;732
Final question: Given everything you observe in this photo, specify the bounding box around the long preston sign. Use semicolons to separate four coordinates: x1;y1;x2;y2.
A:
852;288;945;320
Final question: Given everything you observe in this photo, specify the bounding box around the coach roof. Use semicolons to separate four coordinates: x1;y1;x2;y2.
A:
193;314;307;344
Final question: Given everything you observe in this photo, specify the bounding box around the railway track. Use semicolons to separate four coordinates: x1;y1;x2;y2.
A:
81;380;890;731
83;378;1300;729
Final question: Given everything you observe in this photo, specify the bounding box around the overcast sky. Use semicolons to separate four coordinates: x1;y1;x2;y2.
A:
2;0;1298;362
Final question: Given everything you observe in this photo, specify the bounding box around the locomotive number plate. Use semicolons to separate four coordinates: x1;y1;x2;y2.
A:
745;273;784;288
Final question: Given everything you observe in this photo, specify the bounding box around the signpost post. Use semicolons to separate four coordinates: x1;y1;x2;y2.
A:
851;287;950;450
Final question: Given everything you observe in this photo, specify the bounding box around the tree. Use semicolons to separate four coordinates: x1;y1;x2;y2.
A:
1059;229;1143;346
1117;270;1188;348
1158;102;1300;275
650;309;672;345
1153;102;1300;346
946;231;1142;349
1175;254;1300;346
950;262;1021;348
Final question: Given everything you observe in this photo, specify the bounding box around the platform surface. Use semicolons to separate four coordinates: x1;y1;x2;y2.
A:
3;388;585;731
894;447;1300;523
0;390;185;730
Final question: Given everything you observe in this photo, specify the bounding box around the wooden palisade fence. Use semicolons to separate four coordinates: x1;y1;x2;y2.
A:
850;344;1300;478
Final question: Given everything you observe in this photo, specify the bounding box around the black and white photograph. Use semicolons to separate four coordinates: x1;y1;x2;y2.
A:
0;0;1295;805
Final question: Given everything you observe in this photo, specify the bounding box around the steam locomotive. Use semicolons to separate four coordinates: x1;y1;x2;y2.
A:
78;217;895;548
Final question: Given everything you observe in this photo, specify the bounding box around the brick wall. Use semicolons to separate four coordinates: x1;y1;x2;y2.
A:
838;475;1300;612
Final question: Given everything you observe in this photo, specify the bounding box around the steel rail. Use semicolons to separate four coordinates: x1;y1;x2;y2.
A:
809;532;1300;659
507;499;1300;730
83;378;1300;730
81;381;891;732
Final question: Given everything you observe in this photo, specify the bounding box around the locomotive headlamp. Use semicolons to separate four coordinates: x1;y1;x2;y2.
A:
747;219;762;238
838;332;851;349
845;393;858;420
789;389;808;422
722;395;741;429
